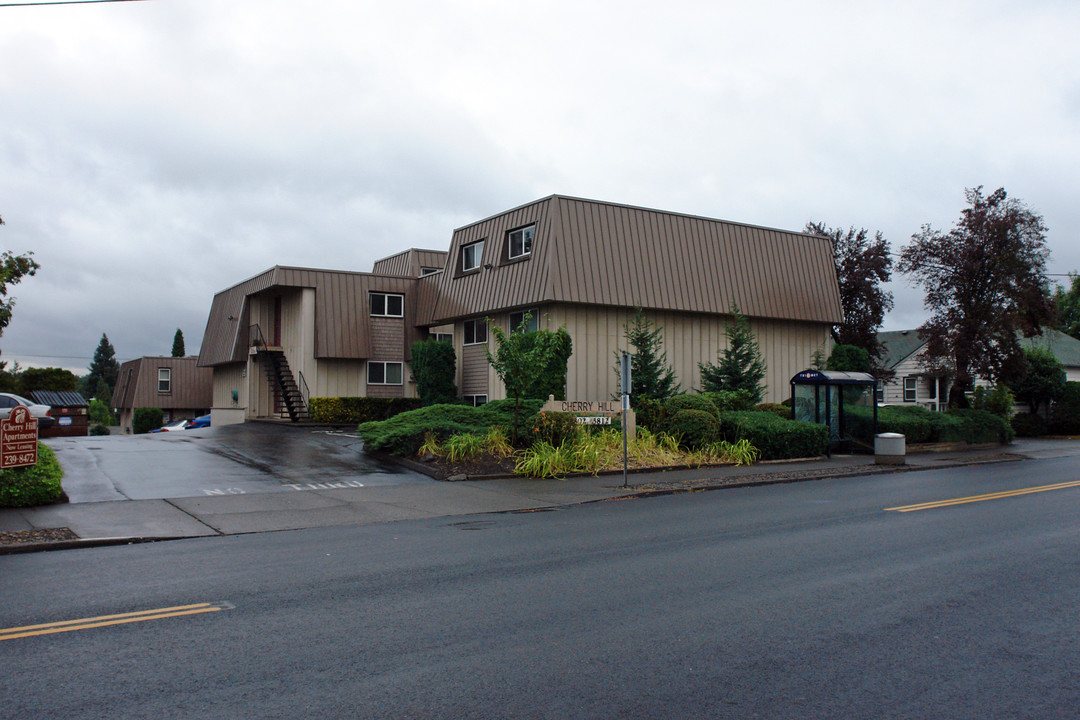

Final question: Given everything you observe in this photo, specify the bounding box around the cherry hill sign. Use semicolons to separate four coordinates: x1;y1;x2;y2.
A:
1;406;38;469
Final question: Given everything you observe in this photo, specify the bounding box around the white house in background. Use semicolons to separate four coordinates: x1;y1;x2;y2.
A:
877;328;1080;410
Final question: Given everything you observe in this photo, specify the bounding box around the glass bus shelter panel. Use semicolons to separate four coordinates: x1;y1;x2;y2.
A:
793;385;818;424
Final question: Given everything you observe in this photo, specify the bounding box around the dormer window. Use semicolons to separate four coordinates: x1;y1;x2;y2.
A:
507;225;534;260
461;240;484;273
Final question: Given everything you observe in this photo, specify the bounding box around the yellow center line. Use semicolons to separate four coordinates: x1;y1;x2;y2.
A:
0;602;228;641
886;479;1080;513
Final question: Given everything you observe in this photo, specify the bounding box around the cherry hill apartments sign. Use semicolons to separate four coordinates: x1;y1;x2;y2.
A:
1;406;38;469
541;396;636;440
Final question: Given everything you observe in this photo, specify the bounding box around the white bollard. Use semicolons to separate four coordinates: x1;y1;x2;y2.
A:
875;432;906;465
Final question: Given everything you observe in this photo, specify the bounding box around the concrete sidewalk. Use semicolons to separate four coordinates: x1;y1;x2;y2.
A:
2;438;1072;554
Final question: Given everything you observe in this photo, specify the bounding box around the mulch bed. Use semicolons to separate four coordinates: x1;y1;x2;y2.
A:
413;453;518;480
0;527;79;546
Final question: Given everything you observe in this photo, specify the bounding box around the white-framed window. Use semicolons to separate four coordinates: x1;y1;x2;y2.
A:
432;333;453;343
509;309;539;333
158;368;171;393
420;267;440;276
903;376;917;403
876;385;884;404
368;361;403;385
507;224;535;260
463;394;487;407
464;319;487;345
370;292;404;317
461;240;484;273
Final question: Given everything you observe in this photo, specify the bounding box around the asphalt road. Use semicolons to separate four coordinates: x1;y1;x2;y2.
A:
44;423;429;502
3;456;1080;718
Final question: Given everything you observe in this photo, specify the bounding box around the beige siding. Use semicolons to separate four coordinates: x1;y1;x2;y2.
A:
474;304;830;404
211;363;247;411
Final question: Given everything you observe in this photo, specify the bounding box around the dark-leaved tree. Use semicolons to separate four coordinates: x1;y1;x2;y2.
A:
171;329;186;357
898;187;1054;407
805;221;893;360
85;333;121;401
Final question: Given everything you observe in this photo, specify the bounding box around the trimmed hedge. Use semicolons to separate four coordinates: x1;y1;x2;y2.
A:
309;397;424;424
849;404;1013;444
716;411;828;460
702;390;757;412
666;409;719;449
0;444;64;508
133;407;164;434
1050;382;1080;435
754;403;791;420
358;399;545;456
1011;411;1046;437
663;393;719;418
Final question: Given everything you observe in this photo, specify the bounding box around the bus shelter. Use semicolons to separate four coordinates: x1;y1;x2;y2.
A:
790;370;878;453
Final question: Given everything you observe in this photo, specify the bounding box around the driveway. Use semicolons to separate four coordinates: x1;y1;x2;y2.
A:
44;423;431;503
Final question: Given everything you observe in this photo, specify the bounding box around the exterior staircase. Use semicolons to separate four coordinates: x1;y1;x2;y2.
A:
250;325;310;422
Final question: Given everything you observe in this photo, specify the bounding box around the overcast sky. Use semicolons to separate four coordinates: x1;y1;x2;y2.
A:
2;0;1078;374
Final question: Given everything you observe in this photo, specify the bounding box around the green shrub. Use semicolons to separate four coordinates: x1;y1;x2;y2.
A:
133;407;164;434
754;403;791;420
358;399;544;456
948;408;1014;444
89;423;111;436
930;413;966;443
632;396;663;432
0;444;64;508
1049;382;1080;435
663;393;719;418
701;390;756;412
665;409;719;449
873;406;933;443
528;411;581;448
1011;412;1047;437
411;339;458;405
309;397;424;424
88;398;113;426
716;411;828;460
973;384;1015;419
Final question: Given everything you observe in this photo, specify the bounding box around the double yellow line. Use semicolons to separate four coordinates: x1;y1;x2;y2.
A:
887;479;1080;513
0;602;231;641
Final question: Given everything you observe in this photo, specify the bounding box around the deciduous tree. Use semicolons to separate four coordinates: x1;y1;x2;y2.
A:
898;187;1054;406
0;215;40;346
1009;347;1066;418
805;221;893;360
1052;274;1080;341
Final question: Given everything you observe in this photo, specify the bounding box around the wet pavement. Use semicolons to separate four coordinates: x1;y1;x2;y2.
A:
43;423;430;503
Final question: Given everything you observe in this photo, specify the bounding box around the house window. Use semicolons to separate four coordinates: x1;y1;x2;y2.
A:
463;394;488;407
432;333;453;343
509;309;539;333
507;224;535;260
876;385;884;404
461;240;484;273
368;361;403;385
370;292;404;317
420;267;440;276
903;376;917;402
464;319;487;345
158;368;171;393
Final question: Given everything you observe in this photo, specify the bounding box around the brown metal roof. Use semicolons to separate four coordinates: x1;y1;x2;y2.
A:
371;248;448;277
198;267;425;367
425;195;843;325
112;357;213;410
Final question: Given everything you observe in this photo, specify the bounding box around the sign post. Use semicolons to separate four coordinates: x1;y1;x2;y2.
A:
1;406;38;469
621;351;631;488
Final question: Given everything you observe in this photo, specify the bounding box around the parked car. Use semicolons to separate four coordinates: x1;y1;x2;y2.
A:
151;419;190;433
0;392;55;430
185;414;211;429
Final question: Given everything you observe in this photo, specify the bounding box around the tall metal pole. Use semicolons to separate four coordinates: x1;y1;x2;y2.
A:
621;351;630;489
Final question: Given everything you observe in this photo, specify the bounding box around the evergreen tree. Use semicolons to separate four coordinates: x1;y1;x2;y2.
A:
698;305;767;403
614;308;680;400
171;328;186;357
1053;274;1080;341
86;333;120;400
